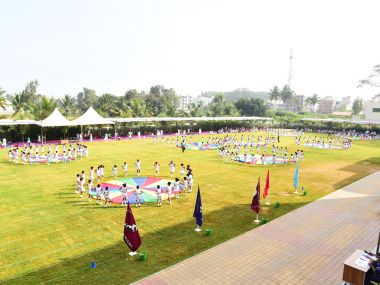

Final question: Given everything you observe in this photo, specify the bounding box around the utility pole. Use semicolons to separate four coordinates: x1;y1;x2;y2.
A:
288;48;293;88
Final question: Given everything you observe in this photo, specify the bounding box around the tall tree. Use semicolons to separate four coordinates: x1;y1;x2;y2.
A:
76;88;98;112
224;102;240;116
269;86;281;101
189;103;204;117
145;85;165;116
38;96;56;119
305;94;320;112
124;89;140;101
60;95;76;117
160;88;179;116
98;93;120;117
11;93;24;114
0;87;7;110
234;98;267;116
130;97;147;117
209;93;225;116
352;97;364;115
280;85;295;106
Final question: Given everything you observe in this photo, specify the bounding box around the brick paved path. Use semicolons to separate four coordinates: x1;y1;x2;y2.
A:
135;171;380;285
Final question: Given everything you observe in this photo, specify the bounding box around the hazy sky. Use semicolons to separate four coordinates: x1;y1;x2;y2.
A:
0;0;379;99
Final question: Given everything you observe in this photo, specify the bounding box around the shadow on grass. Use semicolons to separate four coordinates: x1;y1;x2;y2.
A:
3;201;308;285
333;157;380;189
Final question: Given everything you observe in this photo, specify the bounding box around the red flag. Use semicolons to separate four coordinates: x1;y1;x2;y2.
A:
251;177;260;214
263;170;270;199
123;202;141;252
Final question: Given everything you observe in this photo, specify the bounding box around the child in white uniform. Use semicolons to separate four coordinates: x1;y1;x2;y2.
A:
134;185;142;207
104;187;111;207
169;161;175;178
187;173;193;193
89;166;94;182
79;177;85;198
120;183;128;206
154;162;160;176
112;165;118;177
96;167;101;182
166;182;173;205
135;160;141;176
95;184;103;205
174;178;180;199
180;163;186;177
122;162;128;177
156;185;162;207
87;179;93;202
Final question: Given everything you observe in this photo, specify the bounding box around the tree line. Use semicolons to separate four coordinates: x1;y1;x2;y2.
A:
0;81;268;119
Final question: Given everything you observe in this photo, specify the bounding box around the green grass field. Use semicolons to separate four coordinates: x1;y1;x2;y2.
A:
0;133;379;284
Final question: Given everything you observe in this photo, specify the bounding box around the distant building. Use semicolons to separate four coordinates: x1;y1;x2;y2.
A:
195;95;213;107
178;94;193;111
0;100;14;116
319;97;336;114
294;95;306;111
364;100;380;121
335;96;353;111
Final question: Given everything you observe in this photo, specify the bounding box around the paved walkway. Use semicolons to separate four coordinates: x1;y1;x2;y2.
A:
135;171;380;285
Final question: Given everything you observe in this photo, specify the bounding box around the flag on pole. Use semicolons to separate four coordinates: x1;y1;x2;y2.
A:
123;202;141;252
293;164;299;189
263;170;270;199
193;186;203;227
251;177;260;214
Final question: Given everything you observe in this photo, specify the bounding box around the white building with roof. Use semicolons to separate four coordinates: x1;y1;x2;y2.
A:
178;94;193;111
364;100;380;121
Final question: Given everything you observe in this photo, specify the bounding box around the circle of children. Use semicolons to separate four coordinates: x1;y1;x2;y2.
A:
152;130;304;165
218;133;304;165
8;143;88;164
296;135;352;149
75;160;194;208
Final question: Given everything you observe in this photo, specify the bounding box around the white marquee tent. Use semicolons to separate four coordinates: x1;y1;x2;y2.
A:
40;108;71;127
70;107;114;126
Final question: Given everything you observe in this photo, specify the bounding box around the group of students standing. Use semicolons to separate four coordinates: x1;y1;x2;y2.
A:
75;160;194;208
9;143;88;164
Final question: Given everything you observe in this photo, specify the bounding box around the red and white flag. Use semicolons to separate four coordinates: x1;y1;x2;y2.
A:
263;170;270;199
123;202;141;252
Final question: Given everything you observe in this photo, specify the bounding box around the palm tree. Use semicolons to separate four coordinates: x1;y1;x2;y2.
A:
0;88;7;110
37;96;56;119
130;97;147;117
11;93;26;114
60;95;76;117
280;85;295;107
305;94;320;112
189;103;204;117
269;86;281;101
98;93;118;116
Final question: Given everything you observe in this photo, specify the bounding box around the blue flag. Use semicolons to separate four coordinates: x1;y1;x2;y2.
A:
193;186;203;227
293;164;299;189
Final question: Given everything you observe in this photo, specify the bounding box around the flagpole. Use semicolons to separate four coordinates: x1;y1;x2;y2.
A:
254;214;260;223
265;193;271;205
294;186;299;194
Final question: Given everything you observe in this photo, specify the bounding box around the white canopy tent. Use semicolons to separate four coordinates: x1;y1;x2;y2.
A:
70;107;114;126
40;108;71;127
